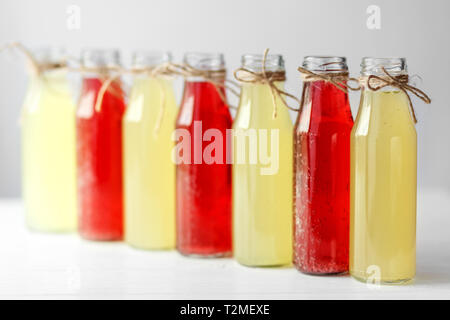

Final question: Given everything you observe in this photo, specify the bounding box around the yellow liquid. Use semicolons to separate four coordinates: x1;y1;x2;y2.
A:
124;77;177;250
350;89;417;284
22;71;77;232
233;83;293;267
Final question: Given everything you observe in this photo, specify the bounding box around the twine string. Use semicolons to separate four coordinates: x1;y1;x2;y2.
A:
361;67;431;123
93;61;240;135
166;62;240;106
0;42;67;76
92;72;123;112
0;42;71;125
297;65;360;93
90;65;167;135
152;77;167;137
0;43;126;116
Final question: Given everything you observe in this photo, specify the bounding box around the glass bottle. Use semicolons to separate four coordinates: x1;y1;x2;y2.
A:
22;48;77;232
293;56;353;274
124;51;177;250
76;49;126;241
233;54;293;267
350;57;417;284
175;52;232;257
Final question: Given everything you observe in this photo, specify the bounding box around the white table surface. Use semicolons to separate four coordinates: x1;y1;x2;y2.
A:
1;188;449;300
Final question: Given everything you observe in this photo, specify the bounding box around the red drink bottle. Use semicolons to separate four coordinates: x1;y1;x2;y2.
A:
175;53;232;257
294;56;353;274
76;50;126;241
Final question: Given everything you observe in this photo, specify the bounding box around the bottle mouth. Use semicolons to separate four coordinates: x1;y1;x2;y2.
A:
132;51;172;68
361;57;407;76
32;47;67;65
81;49;121;68
184;52;225;71
241;53;284;72
302;56;348;73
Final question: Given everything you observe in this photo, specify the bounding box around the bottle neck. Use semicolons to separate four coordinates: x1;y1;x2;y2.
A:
183;79;225;94
239;81;285;114
182;80;227;110
300;81;351;119
29;70;70;95
31;69;68;81
241;81;284;93
185;77;225;83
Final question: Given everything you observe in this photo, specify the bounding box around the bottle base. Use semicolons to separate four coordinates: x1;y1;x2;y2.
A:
350;272;414;285
235;257;292;268
237;261;291;268
126;241;175;251
27;223;76;234
178;251;232;259
296;268;349;276
79;231;123;242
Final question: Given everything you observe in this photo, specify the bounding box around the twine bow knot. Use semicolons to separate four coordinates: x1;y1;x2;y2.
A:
297;64;360;93
234;48;300;118
94;61;240;135
166;62;240;106
0;42;67;76
363;67;431;123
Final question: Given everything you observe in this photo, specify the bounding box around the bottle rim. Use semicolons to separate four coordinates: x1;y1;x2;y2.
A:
132;51;172;68
32;47;67;65
81;48;121;68
183;52;225;71
361;57;407;76
241;53;284;72
302;56;348;73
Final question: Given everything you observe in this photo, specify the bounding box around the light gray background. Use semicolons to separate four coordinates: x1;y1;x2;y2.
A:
0;0;448;197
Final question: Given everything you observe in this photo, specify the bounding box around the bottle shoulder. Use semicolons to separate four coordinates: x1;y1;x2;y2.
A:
353;90;416;137
23;80;75;116
234;86;294;129
177;83;232;128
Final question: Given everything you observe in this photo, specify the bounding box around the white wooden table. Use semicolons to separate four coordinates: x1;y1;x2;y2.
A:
1;189;449;300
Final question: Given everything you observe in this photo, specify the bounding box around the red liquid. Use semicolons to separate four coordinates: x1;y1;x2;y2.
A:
176;81;232;256
293;80;353;274
76;78;126;241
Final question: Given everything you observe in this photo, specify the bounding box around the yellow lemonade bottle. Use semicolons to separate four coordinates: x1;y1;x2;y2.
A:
233;54;293;267
350;58;417;284
124;51;177;250
22;48;77;232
